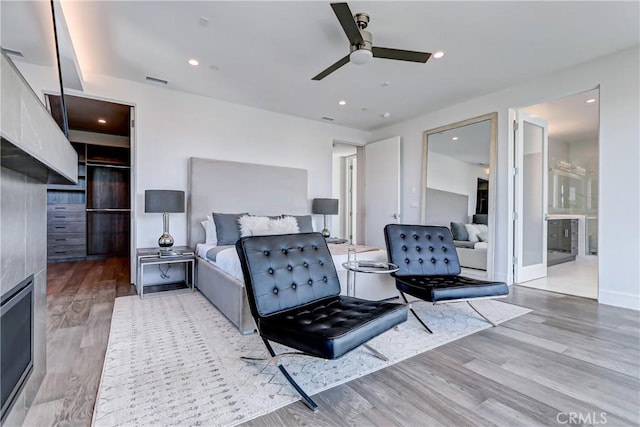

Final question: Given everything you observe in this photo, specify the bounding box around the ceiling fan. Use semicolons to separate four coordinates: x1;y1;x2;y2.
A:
312;2;431;81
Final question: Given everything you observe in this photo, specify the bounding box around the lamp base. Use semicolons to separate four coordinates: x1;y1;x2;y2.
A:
321;228;331;238
158;232;174;251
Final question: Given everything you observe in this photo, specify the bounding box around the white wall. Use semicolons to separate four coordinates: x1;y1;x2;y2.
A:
427;151;488;218
15;46;639;309
15;63;369;277
370;46;640;309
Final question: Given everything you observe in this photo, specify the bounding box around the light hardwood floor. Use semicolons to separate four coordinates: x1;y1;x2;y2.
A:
23;258;640;426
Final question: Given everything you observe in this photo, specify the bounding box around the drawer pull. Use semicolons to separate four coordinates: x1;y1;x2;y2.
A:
54;215;65;218
54;251;66;254
55;226;65;229
55;239;66;241
54;207;66;210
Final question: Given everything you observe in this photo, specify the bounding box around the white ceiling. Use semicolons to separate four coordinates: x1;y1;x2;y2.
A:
3;1;639;132
523;89;599;143
427;119;491;166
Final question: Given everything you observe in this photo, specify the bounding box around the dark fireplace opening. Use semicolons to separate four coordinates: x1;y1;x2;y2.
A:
1;274;34;422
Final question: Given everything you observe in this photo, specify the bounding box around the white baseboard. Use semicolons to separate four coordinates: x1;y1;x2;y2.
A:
599;290;640;311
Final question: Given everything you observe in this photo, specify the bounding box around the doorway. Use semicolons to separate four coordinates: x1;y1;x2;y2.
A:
332;142;358;243
44;94;134;264
513;89;599;299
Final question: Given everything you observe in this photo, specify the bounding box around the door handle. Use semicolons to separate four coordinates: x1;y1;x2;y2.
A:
391;213;400;220
544;213;550;221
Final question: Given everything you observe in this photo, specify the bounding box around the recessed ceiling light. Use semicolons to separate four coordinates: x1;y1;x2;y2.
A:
98;119;107;124
586;98;596;104
433;51;445;59
188;59;200;66
338;100;346;106
381;112;391;118
452;136;459;141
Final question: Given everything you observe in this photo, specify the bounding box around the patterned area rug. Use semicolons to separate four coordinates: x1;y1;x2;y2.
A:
93;291;530;426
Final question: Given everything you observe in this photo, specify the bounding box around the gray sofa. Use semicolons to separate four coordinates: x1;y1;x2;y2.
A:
451;214;488;271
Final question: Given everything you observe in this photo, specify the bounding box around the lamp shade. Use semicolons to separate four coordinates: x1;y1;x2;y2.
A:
312;198;339;215
145;190;185;213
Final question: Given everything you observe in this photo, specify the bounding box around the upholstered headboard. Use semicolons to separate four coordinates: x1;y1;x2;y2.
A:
423;188;469;226
187;158;309;248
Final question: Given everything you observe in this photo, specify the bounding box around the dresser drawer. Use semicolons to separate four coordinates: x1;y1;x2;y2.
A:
48;204;85;212
48;247;86;260
48;221;86;234
48;235;86;247
48;209;85;222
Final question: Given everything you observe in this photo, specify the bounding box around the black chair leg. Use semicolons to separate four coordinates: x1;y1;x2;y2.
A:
262;338;319;412
398;291;433;334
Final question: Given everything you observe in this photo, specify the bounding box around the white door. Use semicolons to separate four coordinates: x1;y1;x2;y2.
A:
364;137;401;248
514;112;549;283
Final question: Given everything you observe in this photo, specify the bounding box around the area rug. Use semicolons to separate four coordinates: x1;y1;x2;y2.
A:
93;291;530;426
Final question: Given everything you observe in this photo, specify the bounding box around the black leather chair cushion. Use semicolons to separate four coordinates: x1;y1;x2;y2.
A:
384;224;462;277
396;275;509;303
236;233;341;317
259;295;407;359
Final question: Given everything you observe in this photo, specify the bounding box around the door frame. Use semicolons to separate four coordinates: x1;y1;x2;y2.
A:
332;140;365;244
54;89;138;283
421;112;498;279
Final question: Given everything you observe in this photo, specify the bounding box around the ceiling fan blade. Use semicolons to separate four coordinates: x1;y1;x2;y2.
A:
312;55;350;80
331;3;364;46
372;46;431;63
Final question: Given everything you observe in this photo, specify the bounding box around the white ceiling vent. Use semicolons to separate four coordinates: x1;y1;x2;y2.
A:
321;116;335;121
145;76;168;85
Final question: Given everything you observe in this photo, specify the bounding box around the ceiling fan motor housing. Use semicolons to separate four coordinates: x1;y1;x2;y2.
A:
350;29;372;53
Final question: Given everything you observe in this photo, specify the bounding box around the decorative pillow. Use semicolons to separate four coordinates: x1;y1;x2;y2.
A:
239;215;299;236
450;222;468;241
477;231;488;242
200;214;217;245
465;223;481;243
238;215;271;237
213;212;248;245
283;214;314;233
269;216;299;234
465;223;488;243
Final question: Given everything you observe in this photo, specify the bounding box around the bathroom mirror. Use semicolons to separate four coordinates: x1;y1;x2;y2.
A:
421;112;497;278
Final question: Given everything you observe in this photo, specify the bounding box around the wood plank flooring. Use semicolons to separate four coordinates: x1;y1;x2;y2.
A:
23;259;640;426
23;258;135;427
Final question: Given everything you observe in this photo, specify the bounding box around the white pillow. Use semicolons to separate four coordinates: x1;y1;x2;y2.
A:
464;223;488;243
238;215;300;237
200;215;217;245
269;216;299;235
239;215;271;237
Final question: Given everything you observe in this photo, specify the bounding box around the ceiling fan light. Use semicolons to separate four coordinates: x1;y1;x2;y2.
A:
350;49;373;65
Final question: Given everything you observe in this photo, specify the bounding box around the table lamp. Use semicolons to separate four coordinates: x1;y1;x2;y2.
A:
145;190;185;251
312;198;339;238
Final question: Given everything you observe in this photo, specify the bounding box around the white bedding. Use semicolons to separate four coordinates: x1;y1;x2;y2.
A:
195;243;389;284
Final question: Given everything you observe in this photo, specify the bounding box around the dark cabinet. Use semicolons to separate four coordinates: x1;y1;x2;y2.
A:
547;218;578;266
47;142;131;262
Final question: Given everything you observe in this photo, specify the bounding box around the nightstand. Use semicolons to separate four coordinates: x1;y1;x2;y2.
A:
136;246;196;298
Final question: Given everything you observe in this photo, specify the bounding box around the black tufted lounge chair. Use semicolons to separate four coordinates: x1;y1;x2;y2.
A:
384;224;509;333
236;232;408;411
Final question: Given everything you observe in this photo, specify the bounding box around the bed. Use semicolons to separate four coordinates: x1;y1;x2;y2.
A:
187;157;396;334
